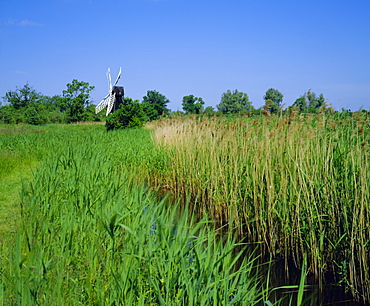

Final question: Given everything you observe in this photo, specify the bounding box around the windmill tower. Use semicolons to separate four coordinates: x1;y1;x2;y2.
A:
95;68;124;116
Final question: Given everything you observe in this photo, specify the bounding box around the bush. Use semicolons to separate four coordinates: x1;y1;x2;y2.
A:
24;105;48;125
105;98;148;131
0;105;26;124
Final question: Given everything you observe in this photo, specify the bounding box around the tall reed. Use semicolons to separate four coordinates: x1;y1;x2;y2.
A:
148;111;370;302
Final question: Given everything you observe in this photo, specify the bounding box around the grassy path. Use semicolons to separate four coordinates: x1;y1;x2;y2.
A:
0;172;22;241
0;166;35;244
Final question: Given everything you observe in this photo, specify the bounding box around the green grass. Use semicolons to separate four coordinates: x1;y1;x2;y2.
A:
0;123;266;305
0;125;53;247
4;114;366;304
0;123;168;237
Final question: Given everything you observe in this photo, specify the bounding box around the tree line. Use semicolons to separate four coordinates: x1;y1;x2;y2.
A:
0;80;174;126
1;79;351;128
0;81;99;125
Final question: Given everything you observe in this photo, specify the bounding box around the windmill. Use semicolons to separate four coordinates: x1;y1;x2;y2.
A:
95;68;124;116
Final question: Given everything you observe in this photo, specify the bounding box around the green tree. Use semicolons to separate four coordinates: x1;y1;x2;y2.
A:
263;88;283;113
60;80;95;122
142;90;170;120
2;83;42;110
1;84;62;124
203;106;216;117
106;98;148;131
307;90;325;109
40;95;68;123
0;105;20;124
182;95;205;114
24;104;49;125
292;97;307;111
216;89;254;114
292;90;325;112
81;104;105;122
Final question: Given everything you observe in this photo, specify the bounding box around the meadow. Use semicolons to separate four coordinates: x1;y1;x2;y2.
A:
0;124;267;305
0;110;369;304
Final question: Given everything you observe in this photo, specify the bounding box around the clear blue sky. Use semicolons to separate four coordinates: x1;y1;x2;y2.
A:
1;0;369;111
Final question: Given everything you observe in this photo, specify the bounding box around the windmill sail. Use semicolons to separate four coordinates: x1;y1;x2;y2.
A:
112;67;122;88
95;67;123;115
106;92;116;115
107;68;112;92
95;93;110;114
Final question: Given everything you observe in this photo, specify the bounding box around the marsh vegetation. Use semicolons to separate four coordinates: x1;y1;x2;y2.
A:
149;111;370;303
0;110;369;304
0;125;264;305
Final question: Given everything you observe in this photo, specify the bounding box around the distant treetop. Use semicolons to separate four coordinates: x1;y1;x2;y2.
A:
216;89;254;114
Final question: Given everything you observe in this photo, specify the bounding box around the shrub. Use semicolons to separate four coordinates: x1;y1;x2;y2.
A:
105;98;147;131
24;105;48;125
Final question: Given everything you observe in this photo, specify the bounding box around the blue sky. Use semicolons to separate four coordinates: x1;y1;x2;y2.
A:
1;0;369;111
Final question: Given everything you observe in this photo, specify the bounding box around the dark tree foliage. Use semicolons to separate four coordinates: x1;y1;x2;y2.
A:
0;81;98;125
292;89;325;112
1;84;64;124
203;106;216;117
141;103;157;122
24;104;49;125
263;88;283;113
60;80;95;122
106;98;148;131
3;83;42;110
217;89;254;114
142;90;170;120
182;95;205;114
0;105;20;124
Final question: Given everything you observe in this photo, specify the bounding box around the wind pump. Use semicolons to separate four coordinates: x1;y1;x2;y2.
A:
95;68;124;115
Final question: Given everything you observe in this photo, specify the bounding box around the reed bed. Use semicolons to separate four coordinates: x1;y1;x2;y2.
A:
0;124;266;305
148;111;370;302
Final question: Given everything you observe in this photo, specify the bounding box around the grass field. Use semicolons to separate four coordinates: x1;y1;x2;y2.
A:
1;111;369;304
0;124;268;305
